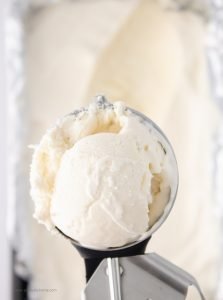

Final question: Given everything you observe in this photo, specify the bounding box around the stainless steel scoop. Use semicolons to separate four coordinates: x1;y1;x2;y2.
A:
57;95;205;299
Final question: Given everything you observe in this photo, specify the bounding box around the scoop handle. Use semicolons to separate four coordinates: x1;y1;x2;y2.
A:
73;237;151;281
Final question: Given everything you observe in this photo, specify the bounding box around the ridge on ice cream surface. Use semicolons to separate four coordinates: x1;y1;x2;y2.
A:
30;100;174;248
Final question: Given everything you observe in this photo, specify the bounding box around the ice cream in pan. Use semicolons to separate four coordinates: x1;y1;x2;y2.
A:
30;96;178;279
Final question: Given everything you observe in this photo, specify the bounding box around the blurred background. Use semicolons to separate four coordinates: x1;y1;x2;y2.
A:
0;1;11;300
1;0;223;299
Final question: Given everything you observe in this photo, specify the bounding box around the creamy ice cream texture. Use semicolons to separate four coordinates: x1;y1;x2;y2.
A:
30;100;176;248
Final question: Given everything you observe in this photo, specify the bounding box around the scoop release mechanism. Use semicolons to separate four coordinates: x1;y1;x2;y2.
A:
82;253;205;300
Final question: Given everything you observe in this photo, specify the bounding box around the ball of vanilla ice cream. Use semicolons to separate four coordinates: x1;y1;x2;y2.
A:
30;99;176;248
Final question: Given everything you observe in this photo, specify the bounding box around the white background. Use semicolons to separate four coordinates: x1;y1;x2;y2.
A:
0;0;12;299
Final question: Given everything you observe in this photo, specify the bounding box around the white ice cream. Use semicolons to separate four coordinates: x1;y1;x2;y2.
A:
30;100;175;248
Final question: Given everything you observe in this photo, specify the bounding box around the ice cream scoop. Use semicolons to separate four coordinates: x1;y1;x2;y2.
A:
29;97;207;300
30;95;178;281
30;96;178;249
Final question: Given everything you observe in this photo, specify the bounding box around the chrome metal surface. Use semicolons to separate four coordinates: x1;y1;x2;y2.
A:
107;258;122;300
83;253;205;300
